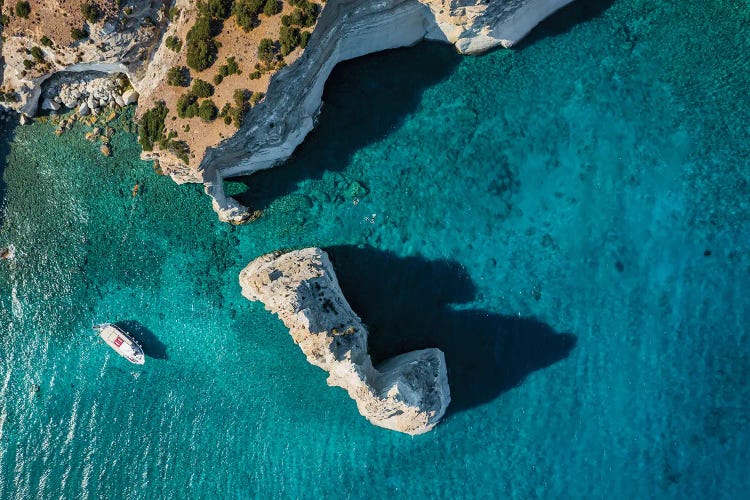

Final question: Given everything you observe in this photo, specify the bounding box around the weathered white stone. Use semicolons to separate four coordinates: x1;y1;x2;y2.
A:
203;0;577;222
240;248;451;435
114;94;125;107
78;102;90;116
122;89;139;105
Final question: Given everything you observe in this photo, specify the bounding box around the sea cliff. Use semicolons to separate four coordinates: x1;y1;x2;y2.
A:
240;248;451;435
0;0;574;222
201;0;575;221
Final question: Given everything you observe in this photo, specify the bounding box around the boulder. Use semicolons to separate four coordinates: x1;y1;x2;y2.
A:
78;102;90;116
122;89;139;105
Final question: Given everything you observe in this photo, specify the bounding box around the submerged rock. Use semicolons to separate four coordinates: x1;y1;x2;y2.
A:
240;248;450;435
100;144;111;157
1;245;16;260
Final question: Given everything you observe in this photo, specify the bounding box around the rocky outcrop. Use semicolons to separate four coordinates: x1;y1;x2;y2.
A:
240;248;450;435
0;1;168;117
201;0;574;220
1;0;575;222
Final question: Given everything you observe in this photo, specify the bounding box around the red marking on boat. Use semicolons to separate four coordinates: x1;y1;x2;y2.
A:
114;337;123;347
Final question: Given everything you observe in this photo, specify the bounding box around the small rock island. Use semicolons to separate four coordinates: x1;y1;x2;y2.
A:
240;248;450;435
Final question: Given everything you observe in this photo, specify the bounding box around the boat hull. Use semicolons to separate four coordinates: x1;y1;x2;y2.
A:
94;323;146;365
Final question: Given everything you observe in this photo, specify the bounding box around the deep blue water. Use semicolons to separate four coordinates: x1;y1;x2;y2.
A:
1;0;749;497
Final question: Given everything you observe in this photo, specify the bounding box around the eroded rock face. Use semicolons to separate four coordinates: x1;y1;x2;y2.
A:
202;0;575;220
240;248;450;435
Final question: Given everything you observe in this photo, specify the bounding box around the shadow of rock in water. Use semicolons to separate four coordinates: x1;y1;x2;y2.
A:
325;246;577;415
230;42;462;211
117;320;168;360
515;0;617;50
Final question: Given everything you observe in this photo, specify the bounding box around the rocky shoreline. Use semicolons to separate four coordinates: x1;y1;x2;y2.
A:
240;248;451;435
40;72;138;117
201;0;576;223
1;0;575;223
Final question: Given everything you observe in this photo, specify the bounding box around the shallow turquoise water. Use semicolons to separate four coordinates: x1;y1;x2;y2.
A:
1;0;749;497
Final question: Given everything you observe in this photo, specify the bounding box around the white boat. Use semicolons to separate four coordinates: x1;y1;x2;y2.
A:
94;323;145;365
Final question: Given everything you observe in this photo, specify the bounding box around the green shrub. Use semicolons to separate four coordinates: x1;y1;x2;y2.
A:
167;139;191;164
165;35;182;52
138;101;169;151
192;79;214;98
233;0;264;31
285;2;319;27
279;26;301;56
263;0;281;16
249;91;265;106
167;66;190;87
186;16;217;71
300;30;311;49
198;99;218;122
15;1;31;18
176;93;198;118
40;35;52;47
23;59;33;69
226;56;239;75
233;89;249;109
249;70;261;80
80;2;101;23
71;27;88;40
257;38;275;63
198;0;233;19
30;46;44;61
213;73;223;85
1;14;10;26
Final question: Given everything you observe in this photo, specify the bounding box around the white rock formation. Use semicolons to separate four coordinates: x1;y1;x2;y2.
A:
240;248;451;435
122;89;139;105
202;0;575;221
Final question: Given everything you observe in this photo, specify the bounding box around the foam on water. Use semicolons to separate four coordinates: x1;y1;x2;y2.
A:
1;0;749;497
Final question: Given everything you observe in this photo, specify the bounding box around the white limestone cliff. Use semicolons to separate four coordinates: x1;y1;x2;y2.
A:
240;248;451;435
202;0;575;222
0;0;575;222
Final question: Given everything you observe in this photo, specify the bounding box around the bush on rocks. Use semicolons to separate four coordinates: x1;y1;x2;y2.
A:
81;2;101;23
198;99;218;122
186;16;217;71
192;79;214;98
233;0;264;31
138;101;169;151
15;1;31;19
166;36;182;52
167;66;190;87
258;38;275;64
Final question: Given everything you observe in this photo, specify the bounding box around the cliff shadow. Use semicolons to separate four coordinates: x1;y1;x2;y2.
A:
325;245;577;416
230;42;461;211
514;0;617;50
116;320;168;360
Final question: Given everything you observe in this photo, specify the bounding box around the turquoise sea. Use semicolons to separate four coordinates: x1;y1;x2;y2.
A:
1;0;749;497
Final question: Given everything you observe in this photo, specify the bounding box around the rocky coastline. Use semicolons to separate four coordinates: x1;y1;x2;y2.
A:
240;248;451;435
1;0;574;223
202;0;576;222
